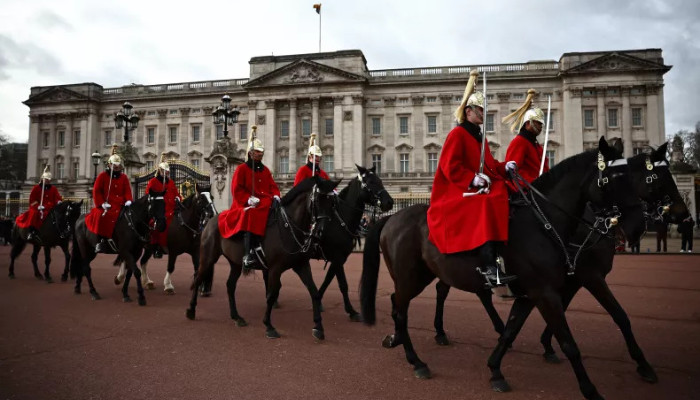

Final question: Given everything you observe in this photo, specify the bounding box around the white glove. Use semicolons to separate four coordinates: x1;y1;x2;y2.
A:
471;173;490;188
57;200;62;204
102;203;111;210
125;200;132;206
505;161;517;172
247;196;260;207
273;195;281;202
38;205;45;211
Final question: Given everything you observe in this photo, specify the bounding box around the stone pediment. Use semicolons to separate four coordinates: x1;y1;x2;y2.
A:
563;53;671;75
23;86;90;106
244;59;367;88
423;142;442;150
367;144;385;152
395;143;414;152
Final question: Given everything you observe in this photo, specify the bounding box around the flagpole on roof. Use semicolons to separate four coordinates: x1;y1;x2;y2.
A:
313;3;322;52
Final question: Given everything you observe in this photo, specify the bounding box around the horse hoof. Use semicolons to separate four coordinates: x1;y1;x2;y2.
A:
185;309;196;320
35;274;44;280
91;292;101;301
382;334;398;348
266;329;281;339
145;282;155;290
138;298;147;306
61;274;68;282
490;378;511;393
123;296;132;303
312;328;325;341
45;276;53;284
434;334;450;346
200;291;212;298
637;365;659;383
234;318;248;327
113;276;122;285
414;366;432;379
543;352;561;364
164;288;175;295
349;313;363;323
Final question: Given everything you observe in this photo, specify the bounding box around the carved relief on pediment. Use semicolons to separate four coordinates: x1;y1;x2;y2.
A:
287;66;323;83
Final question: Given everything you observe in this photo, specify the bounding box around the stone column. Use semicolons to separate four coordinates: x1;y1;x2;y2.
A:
352;95;364;174
247;100;258;145
621;86;632;157
645;84;664;146
596;86;607;139
65;114;74;179
332;96;343;174
264;99;277;170
179;107;191;160
48;114;57;175
411;95;425;172
289;98;298;171
156;109;168;158
383;97;396;172
311;97;320;135
26;116;40;182
202;106;214;148
563;87;583;157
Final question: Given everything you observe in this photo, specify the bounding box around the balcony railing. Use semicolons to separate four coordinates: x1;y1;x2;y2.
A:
369;61;559;78
102;78;250;97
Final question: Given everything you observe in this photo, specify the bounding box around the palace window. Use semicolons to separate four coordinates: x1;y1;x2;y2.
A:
399;116;409;135
191;125;201;143
632;108;643;127
372;117;381;135
169;126;178;143
583;109;595;129
325;118;334;136
427;152;438;174
280;120;289;138
239;123;248;141
427;116;437;134
324;155;334;171
147;127;155;144
399;153;410;173
372;154;382;174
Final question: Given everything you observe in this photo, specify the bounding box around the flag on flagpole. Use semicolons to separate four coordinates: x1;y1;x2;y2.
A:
313;3;321;14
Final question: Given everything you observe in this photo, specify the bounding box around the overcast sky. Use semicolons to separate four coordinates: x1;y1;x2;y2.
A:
0;0;698;143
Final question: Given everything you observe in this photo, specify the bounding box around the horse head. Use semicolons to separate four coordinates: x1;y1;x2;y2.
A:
147;190;167;232
195;183;217;221
355;164;394;212
52;200;83;237
587;137;646;243
628;143;690;225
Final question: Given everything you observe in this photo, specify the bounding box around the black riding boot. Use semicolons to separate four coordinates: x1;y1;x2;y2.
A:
242;232;262;270
26;227;39;242
477;241;516;287
95;236;107;253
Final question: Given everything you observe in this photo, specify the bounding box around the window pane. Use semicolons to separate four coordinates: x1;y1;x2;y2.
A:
73;162;80;179
280;120;289;138
216;125;224;140
372;118;381;135
105;130;111;146
399;117;408;134
146;161;154;170
323;155;334;171
169;127;178;143
325;119;333;135
485;114;494;132
372;154;382;174
302;119;311;136
191;159;200;168
43;132;49;147
546;150;556;167
239;123;248;141
58;131;65;147
192;125;200;142
632;108;643;127
584;110;595;128
147;128;155;144
607;109;618;127
427;116;437;133
73;130;81;146
279;156;289;173
57;163;64;179
400;153;409;173
428;152;438;174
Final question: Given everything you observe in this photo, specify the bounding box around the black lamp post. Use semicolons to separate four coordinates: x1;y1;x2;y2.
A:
114;101;140;142
211;95;240;138
91;152;101;183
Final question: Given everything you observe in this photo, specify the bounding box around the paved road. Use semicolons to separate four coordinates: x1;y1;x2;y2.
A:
0;245;698;400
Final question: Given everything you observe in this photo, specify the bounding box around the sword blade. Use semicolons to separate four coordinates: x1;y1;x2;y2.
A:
478;71;487;175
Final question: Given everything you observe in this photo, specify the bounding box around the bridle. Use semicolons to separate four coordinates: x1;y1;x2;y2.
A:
640;158;672;222
50;201;78;240
276;184;334;255
124;194;164;243
177;192;217;238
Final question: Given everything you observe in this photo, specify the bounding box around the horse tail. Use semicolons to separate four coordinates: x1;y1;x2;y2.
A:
69;231;83;279
360;215;391;325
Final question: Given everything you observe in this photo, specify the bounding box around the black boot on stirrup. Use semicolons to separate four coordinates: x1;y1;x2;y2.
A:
26;227;39;242
477;242;516;287
95;236;107;253
242;232;262;270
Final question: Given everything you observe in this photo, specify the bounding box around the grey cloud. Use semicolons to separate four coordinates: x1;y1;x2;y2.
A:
34;10;73;31
0;34;64;81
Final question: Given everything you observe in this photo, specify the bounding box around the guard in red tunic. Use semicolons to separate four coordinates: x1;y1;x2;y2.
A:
85;147;134;253
504;89;549;185
427;70;517;287
16;166;63;242
294;133;329;185
146;157;181;258
218;129;281;269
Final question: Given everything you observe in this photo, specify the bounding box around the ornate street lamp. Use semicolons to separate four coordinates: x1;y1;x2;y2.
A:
211;95;240;138
114;101;140;142
91;152;101;183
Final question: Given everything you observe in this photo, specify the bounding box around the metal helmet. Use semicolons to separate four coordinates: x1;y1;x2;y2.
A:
522;107;545;128
158;162;170;171
454;69;481;123
108;154;122;166
502;89;543;133
247;138;264;152
307;133;322;157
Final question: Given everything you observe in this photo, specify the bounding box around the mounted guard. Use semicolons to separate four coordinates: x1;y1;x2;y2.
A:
146;153;182;258
16;165;63;242
217;126;281;270
426;70;517;287
86;145;134;253
294;133;329;185
504;89;549;184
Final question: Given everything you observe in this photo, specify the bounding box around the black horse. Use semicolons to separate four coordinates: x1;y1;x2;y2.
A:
113;186;217;295
303;165;394;321
186;176;340;340
70;192;166;305
360;138;646;400
8;200;83;283
0;219;12;245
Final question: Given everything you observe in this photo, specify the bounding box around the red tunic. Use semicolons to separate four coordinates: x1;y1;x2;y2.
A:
85;171;133;238
505;131;549;185
293;163;330;186
218;161;281;238
427;122;509;254
15;184;62;229
146;175;181;247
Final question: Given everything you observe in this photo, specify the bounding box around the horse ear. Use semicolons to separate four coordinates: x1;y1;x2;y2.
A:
369;165;376;173
652;142;669;162
598;136;613;160
355;164;366;175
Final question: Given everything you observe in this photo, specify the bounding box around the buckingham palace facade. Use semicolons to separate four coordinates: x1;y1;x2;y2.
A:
22;48;671;209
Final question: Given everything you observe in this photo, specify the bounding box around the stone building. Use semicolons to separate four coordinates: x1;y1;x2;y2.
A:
22;48;671;210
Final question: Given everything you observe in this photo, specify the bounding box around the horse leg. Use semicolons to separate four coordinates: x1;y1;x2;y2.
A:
392;291;430;379
192;252;211;297
293;262;325;340
163;254;177;295
487;297;535;393
263;268;284;339
139;250;155;290
60;242;70;282
84;260;101;300
130;255;147;306
541;282;581;363
31;244;42;280
333;261;361;322
43;245;53;283
261;269;279;308
476;288;505;336
114;261;126;286
434;280;451;345
585;278;658;383
317;263;336;312
533;291;604;400
225;260;246;326
122;267;134;302
9;238;27;279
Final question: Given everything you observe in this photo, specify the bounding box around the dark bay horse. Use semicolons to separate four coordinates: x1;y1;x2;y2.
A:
113;186;217;294
70;192;166;305
186;176;340;340
9;200;83;283
360;138;646;400
306;165;394;321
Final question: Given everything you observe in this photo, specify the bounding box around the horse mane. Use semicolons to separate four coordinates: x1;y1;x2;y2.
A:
182;194;195;208
338;176;360;200
281;176;338;206
531;150;598;192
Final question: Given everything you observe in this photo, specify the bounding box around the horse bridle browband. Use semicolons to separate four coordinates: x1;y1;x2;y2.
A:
642;158;672;221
